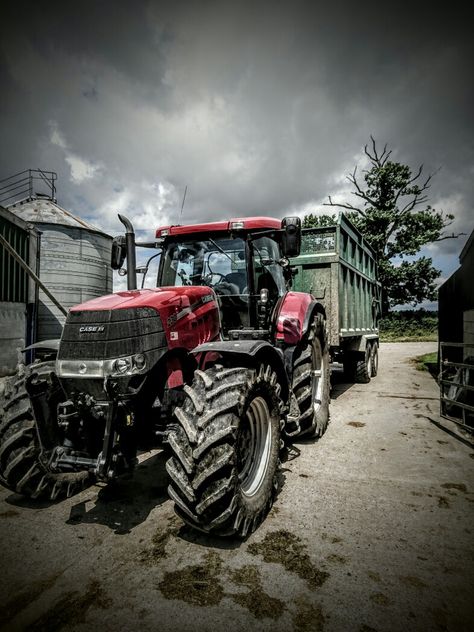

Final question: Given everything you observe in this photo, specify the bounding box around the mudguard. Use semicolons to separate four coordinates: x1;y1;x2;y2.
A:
191;340;289;401
275;292;325;345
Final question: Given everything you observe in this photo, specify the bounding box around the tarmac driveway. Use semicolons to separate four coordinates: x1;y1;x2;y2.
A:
0;342;473;632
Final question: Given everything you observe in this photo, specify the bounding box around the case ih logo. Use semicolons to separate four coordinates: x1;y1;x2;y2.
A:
79;326;105;333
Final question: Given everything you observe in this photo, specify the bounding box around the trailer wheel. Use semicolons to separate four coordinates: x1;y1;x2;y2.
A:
166;364;282;537
354;344;372;384
290;319;330;438
370;342;379;377
0;362;91;500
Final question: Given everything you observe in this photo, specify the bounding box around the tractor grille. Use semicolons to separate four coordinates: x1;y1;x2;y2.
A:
58;307;166;360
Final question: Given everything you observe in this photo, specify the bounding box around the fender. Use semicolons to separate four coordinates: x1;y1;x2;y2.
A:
22;339;60;353
191;340;289;402
275;292;326;345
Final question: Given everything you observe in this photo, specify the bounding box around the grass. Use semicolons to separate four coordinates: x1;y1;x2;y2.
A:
379;309;438;342
380;333;438;342
411;351;439;380
412;351;438;371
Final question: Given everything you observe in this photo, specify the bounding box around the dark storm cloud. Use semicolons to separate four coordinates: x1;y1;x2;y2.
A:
1;0;472;273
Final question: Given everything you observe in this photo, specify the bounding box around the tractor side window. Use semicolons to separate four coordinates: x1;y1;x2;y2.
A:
252;237;286;299
161;243;203;286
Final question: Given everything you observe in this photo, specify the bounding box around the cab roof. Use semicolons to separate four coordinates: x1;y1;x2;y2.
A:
155;216;282;239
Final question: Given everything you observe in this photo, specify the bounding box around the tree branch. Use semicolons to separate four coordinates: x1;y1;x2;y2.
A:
434;232;466;242
324;196;366;216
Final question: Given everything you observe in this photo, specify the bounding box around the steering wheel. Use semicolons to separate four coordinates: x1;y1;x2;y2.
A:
203;272;226;286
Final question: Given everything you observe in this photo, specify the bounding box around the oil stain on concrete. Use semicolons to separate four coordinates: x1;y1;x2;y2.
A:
140;515;182;564
27;579;112;632
228;564;285;620
369;592;392;606
247;529;330;588
292;596;325;632
0;573;61;629
157;551;224;607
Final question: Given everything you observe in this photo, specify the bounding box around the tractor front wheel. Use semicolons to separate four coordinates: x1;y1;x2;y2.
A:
0;362;91;500
166;364;282;537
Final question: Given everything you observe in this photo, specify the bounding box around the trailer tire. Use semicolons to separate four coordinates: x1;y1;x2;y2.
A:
354;345;372;384
290;319;330;438
370;342;379;378
0;362;91;500
166;364;282;537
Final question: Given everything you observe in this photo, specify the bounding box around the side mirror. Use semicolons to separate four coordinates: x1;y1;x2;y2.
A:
281;216;301;257
111;236;127;270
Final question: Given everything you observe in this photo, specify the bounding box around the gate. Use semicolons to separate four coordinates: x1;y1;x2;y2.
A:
439;341;474;431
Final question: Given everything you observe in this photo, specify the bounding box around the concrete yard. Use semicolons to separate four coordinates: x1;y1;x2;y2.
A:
0;342;473;632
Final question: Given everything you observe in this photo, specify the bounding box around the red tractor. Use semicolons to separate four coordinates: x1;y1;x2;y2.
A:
0;214;330;537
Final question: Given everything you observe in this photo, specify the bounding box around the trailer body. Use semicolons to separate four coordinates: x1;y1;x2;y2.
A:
291;214;380;371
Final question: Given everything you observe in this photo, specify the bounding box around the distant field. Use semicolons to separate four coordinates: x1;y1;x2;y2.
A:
379;309;438;342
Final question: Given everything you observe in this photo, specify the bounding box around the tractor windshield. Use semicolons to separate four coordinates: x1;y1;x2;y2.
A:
160;236;249;330
160;237;247;290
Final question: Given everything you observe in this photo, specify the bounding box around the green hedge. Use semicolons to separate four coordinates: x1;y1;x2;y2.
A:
379;309;438;341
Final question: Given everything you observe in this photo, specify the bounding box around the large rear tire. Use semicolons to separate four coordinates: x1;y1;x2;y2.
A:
166;364;282;537
289;319;330;438
0;362;91;499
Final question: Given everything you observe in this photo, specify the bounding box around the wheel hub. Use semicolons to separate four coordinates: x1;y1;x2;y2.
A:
237;396;272;497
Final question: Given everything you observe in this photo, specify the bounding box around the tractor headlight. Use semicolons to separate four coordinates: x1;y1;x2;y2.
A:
133;353;146;370
113;357;132;374
57;353;148;378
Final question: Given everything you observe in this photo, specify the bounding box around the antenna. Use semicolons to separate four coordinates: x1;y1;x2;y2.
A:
178;185;187;224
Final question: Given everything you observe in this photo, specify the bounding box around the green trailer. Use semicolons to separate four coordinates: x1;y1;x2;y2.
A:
291;213;380;382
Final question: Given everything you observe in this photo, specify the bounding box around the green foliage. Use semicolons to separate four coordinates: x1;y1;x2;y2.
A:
302;213;337;228
379;309;438;341
377;257;440;309
313;137;461;314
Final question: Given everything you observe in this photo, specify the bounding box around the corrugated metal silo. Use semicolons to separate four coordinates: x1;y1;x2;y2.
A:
7;196;112;341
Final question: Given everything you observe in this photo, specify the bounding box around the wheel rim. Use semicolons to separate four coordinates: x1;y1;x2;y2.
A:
367;346;373;376
311;338;325;414
237;396;272;498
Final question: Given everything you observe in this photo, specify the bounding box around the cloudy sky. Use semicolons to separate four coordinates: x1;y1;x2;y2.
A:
1;1;473;301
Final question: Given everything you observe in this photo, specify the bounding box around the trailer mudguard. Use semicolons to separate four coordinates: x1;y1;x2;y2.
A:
191;340;289;401
275;292;325;345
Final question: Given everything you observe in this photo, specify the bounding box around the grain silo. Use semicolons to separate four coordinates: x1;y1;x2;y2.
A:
4;170;112;341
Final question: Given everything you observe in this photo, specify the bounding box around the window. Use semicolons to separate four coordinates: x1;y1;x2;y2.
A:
251;236;286;298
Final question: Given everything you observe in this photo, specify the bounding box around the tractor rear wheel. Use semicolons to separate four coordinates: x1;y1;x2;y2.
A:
0;361;91;499
290;319;330;438
166;364;282;537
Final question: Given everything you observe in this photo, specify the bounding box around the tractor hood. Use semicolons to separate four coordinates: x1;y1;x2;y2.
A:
70;286;214;312
68;286;220;349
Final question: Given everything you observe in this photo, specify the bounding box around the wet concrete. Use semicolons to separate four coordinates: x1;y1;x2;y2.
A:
0;342;473;632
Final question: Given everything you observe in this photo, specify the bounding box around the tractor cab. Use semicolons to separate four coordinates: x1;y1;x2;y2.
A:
155;218;292;337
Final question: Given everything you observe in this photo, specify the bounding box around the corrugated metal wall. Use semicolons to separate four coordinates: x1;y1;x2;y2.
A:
0;208;35;375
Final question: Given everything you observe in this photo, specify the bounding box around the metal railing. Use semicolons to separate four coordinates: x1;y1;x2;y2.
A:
439;341;474;432
0;169;57;206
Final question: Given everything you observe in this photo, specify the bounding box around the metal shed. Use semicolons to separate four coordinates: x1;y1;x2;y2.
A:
0;205;38;375
438;227;474;430
7;197;113;341
1;169;113;344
